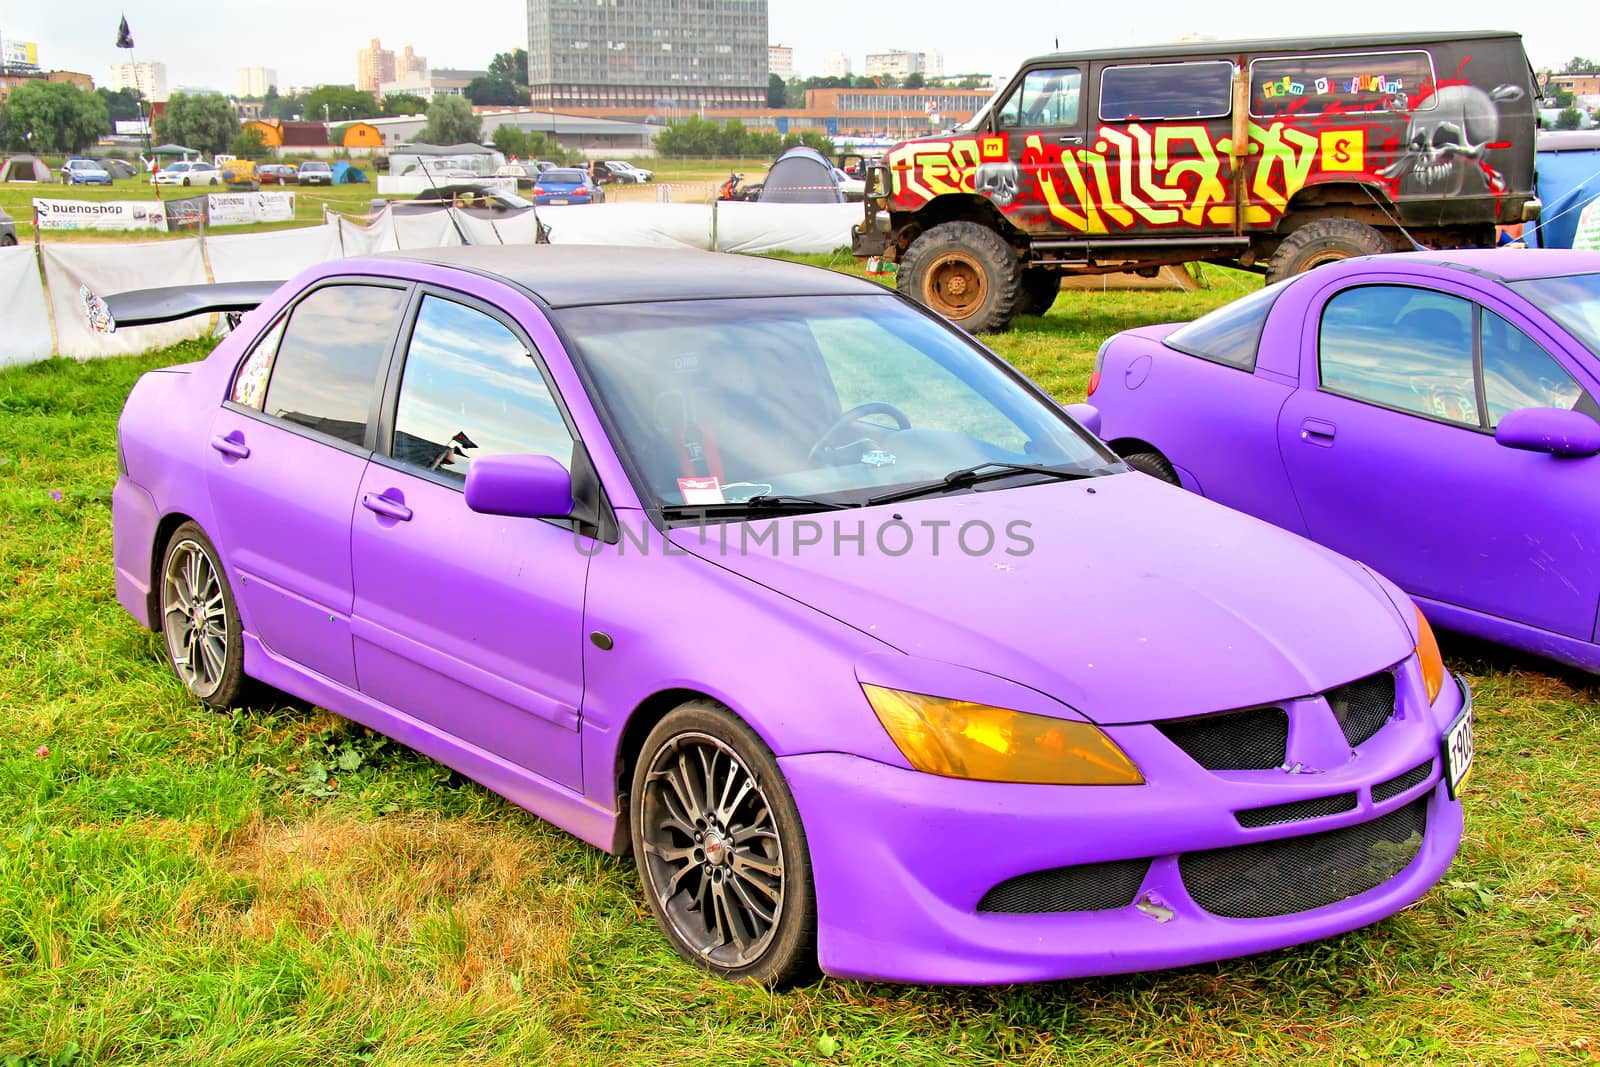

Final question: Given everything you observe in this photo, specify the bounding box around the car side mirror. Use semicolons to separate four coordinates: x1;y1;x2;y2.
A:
1494;407;1600;458
464;453;574;518
1064;402;1103;438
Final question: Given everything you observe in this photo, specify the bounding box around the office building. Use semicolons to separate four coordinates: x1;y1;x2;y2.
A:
526;0;767;111
238;66;277;97
109;60;168;101
865;49;943;79
769;44;793;77
822;50;851;78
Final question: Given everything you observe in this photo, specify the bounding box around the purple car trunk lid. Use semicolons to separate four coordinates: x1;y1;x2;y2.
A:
670;472;1413;725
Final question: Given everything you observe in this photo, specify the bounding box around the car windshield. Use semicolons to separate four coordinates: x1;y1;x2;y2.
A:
544;169;586;182
302;163;329;172
558;294;1112;511
1509;273;1600;356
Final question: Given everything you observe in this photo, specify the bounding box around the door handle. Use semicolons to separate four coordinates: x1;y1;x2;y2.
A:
1300;418;1337;445
362;492;413;522
208;432;250;459
1058;134;1084;145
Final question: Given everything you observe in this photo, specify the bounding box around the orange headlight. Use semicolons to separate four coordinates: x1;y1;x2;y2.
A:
1415;605;1445;703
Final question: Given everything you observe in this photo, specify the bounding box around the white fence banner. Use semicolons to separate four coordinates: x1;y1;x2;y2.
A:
42;239;210;358
255;191;296;223
713;202;859;254
207;191;298;227
33;198;168;232
0;245;54;368
208;222;342;283
540;203;714;249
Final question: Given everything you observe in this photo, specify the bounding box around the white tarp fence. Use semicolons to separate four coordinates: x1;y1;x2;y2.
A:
2;201;860;367
0;245;53;368
42;239;210;359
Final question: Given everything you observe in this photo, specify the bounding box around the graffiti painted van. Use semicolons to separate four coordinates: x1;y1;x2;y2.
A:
853;31;1540;332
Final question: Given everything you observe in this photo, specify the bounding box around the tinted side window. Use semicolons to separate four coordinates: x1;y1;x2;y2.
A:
1482;309;1587;425
998;68;1082;128
391;295;573;481
1100;61;1233;122
1251;51;1434;117
1320;286;1479;426
262;285;406;446
1164;281;1287;371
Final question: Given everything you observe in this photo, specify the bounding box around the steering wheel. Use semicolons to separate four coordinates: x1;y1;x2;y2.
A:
807;402;912;465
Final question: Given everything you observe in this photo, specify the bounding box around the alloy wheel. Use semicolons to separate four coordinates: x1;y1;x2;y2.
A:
161;539;229;699
639;731;786;969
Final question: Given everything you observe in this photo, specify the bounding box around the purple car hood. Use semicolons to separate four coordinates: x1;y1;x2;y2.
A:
671;472;1415;725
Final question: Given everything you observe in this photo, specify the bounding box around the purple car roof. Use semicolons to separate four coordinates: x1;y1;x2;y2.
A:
376;246;883;308
1356;248;1600;282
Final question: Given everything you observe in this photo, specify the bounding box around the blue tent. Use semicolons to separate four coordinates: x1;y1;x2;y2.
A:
331;161;369;185
1527;131;1600;249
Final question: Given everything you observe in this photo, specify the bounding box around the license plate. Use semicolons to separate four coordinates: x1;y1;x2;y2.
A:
1442;703;1474;800
550;198;569;205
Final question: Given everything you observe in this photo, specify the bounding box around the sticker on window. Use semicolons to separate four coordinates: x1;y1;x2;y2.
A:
677;477;725;505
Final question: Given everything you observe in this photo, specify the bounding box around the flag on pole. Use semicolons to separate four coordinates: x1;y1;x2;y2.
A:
115;16;134;49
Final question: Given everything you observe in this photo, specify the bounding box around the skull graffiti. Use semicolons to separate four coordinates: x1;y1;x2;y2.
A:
975;161;1021;207
1379;84;1523;197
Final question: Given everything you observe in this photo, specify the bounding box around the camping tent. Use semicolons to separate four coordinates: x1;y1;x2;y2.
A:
757;147;845;204
1528;130;1600;250
0;155;51;182
150;143;199;157
331;161;368;184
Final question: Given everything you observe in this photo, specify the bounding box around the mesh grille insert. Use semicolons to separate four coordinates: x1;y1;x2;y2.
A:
1373;759;1436;804
978;858;1152;914
1156;706;1288;770
1236;791;1358;828
1180;796;1428;918
1327;671;1396;748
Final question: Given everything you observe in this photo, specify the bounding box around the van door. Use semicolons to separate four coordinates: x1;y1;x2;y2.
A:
990;66;1086;235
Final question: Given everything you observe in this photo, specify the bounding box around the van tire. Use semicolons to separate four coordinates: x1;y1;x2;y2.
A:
898;220;1022;334
1265;218;1390;283
1017;267;1062;317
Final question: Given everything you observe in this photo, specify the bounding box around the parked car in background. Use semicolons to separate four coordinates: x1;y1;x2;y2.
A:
297;161;333;186
92;157;139;180
220;159;259;190
0;207;16;246
603;160;653;183
257;164;298;185
533;168;604;205
495;163;539;191
61;159;114;186
154;161;221;186
832;167;865;202
1085;248;1600;673
395;183;539;218
106;245;1471;987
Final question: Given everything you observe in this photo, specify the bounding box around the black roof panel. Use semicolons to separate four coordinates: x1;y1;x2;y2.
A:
1021;30;1521;68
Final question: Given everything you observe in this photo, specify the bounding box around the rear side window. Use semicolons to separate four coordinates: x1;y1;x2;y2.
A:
261;284;408;446
1250;51;1435;117
1319;285;1479;426
1100;61;1233;122
1164;281;1286;371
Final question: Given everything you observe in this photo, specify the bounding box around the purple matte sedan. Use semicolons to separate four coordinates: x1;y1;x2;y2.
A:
108;246;1472;985
1083;249;1600;676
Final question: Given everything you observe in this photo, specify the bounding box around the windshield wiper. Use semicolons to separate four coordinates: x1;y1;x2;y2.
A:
866;462;1097;506
660;494;853;520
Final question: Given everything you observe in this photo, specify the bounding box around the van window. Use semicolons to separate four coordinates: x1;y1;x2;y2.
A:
1251;51;1435;117
997;68;1082;128
1099;61;1233;122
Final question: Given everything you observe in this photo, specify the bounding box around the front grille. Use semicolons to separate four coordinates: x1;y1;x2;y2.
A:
1373;759;1436;804
1157;706;1288;770
1180;796;1428;918
1327;671;1396;747
1236;791;1358;828
978;858;1151;914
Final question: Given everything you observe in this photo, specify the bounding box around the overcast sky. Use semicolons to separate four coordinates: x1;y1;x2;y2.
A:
2;0;1593;93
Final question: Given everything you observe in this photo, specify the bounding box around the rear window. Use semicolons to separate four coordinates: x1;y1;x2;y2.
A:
1100;61;1234;121
1250;51;1435;117
1164;281;1287;371
544;169;585;181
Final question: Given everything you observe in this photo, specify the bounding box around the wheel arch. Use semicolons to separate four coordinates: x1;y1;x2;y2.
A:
146;510;201;631
1105;436;1169;462
890;193;1025;255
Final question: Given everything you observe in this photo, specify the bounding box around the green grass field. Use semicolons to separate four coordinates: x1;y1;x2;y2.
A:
2;266;1598;1066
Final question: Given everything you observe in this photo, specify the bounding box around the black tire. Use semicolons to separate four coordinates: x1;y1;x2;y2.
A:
630;700;818;986
1016;267;1062;317
1121;450;1181;485
1265;217;1390;284
0;234;16;247
158;522;250;709
898;220;1022;333
182;177;191;186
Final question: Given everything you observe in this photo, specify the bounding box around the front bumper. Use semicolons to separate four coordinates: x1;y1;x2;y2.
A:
781;669;1467;984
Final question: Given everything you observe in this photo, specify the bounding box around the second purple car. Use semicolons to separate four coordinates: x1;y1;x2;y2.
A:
110;247;1471;985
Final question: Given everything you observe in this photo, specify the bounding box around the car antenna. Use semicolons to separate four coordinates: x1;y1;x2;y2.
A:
1361;185;1426;252
417;156;471;246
